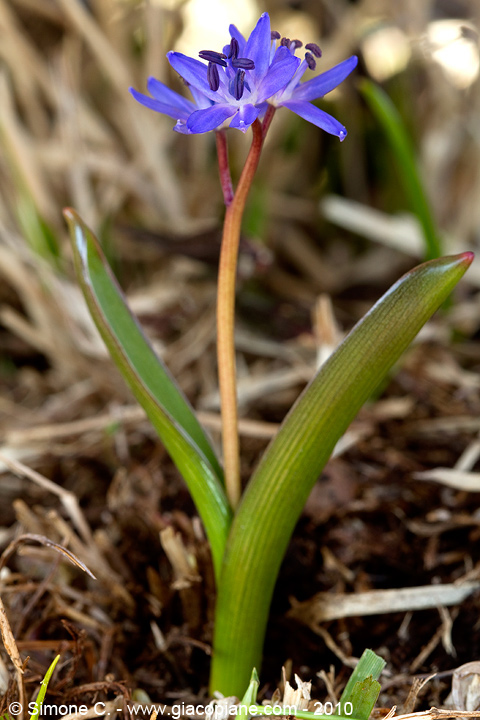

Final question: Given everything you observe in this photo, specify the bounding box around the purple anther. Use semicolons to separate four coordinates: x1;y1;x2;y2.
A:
199;50;227;67
305;52;316;70
280;37;291;47
227;37;239;60
229;69;245;100
207;62;220;91
271;30;281;40
232;57;255;70
305;42;322;58
292;39;303;48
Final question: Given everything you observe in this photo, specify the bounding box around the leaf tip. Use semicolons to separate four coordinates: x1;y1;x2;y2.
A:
459;251;475;267
62;207;77;224
62;207;89;267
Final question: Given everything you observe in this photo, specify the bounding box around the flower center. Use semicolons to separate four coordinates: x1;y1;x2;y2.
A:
199;32;322;101
199;38;255;99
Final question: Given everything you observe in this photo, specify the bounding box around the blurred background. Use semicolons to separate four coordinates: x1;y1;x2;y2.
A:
1;0;480;369
1;0;480;705
1;0;480;366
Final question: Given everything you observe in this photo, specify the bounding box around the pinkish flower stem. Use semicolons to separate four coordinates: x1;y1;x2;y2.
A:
216;112;275;509
261;104;276;136
215;130;234;206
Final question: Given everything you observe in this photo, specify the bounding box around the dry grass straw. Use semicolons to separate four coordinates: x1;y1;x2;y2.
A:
0;594;25;719
0;453;134;606
288;581;480;623
0;532;96;579
0;0;194;248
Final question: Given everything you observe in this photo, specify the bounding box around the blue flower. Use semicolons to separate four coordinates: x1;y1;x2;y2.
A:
130;12;357;140
129;75;213;135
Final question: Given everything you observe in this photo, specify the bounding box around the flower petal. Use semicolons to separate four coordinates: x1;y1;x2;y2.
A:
129;87;191;120
280;100;348;140
147;77;196;114
270;45;294;65
244;12;271;83
228;103;261;132
173;120;191;134
255;101;269;118
188;84;214;110
167;52;218;101
292;56;358;102
256;54;300;102
187;104;237;133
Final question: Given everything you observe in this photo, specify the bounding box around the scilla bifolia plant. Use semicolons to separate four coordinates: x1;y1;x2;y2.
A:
64;12;473;700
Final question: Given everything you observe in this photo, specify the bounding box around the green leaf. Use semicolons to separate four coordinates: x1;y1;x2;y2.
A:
338;650;385;720
29;655;60;720
252;710;354;720
210;253;473;695
360;79;442;260
237;668;260;720
250;650;384;720
64;208;232;579
342;677;381;720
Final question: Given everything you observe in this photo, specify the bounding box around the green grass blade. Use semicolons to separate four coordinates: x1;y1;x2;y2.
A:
253;711;353;720
338;649;385;705
237;668;260;720
360;79;442;260
250;651;384;720
29;655;60;720
64;208;232;579
338;649;385;720
341;677;381;720
210;253;472;696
